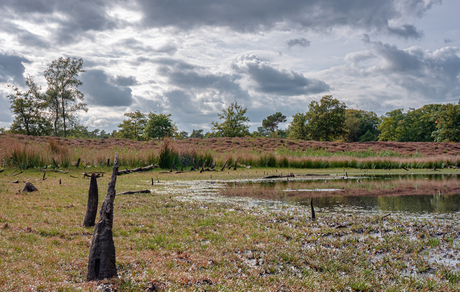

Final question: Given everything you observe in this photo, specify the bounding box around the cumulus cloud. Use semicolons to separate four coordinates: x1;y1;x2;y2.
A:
387;24;424;40
231;54;330;96
287;38;310;48
81;69;134;107
342;37;460;102
117;39;178;55
84;116;109;128
0;53;30;85
0;92;13;122
111;75;138;86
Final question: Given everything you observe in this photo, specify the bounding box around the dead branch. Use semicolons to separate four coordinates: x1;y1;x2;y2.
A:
117;164;158;175
116;189;151;196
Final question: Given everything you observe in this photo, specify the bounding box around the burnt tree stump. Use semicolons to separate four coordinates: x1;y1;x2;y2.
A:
82;173;99;227
87;154;119;281
21;182;38;192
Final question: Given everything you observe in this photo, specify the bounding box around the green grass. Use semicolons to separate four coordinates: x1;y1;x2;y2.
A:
1;167;460;291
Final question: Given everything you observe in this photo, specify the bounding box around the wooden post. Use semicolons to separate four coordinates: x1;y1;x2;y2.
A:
76;158;81;168
82;173;99;227
107;158;110;167
87;154;119;281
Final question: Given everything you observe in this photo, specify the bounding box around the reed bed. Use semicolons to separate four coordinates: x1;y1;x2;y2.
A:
1;135;460;170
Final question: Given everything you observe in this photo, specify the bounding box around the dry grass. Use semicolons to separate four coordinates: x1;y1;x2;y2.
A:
2;134;460;170
1;166;460;291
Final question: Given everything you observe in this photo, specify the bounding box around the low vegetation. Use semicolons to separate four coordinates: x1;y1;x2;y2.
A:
1;167;459;291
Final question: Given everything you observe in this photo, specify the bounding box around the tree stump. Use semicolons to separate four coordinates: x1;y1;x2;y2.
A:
82;173;98;227
87;154;119;281
22;182;38;192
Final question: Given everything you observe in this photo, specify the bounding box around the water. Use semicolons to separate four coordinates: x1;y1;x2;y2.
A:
301;193;460;214
221;174;460;214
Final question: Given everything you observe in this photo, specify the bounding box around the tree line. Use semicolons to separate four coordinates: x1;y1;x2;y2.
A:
4;57;460;142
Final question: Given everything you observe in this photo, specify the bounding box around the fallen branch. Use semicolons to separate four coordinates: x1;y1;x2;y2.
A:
117;164;158;175
263;173;295;179
11;170;23;176
0;169;4;173
117;189;151;196
37;169;68;173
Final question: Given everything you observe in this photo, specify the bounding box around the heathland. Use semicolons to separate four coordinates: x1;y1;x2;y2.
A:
1;134;460;291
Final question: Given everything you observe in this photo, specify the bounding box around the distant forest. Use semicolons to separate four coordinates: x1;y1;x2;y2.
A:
3;57;460;143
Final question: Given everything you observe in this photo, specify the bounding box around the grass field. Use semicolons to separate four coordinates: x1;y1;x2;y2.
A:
1;166;460;291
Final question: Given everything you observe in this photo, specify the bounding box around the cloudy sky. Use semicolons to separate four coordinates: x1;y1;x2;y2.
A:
1;0;459;133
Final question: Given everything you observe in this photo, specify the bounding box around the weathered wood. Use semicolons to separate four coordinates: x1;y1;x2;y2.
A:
37;169;67;173
82;173;99;227
42;173;46;180
52;158;60;168
117;164;158;175
116;189;151;196
233;160;238;170
22;182;38;192
11;170;23;176
220;160;228;171
263;173;295;179
83;172;104;179
87;154;119;281
76;158;81;168
310;197;315;220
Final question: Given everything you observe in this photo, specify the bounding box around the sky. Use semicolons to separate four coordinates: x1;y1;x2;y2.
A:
0;0;459;134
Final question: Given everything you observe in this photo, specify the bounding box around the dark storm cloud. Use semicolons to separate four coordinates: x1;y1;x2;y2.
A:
231;54;330;96
0;53;30;85
1;0;120;44
287;38;311;48
137;0;438;37
81;69;134;107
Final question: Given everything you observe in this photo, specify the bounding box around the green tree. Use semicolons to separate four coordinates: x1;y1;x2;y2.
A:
44;57;87;137
432;104;460;142
178;131;189;139
262;112;287;138
8;76;52;136
144;112;177;140
211;101;250;137
288;113;309;140
378;109;405;141
190;129;204;139
306;95;347;141
116;111;148;140
344;109;380;142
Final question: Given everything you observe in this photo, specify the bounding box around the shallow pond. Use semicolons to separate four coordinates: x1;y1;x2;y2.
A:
216;174;460;214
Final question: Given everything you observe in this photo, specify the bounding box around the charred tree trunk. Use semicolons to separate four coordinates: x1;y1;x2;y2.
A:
310;197;316;220
87;154;119;281
76;158;81;168
82;173;99;227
